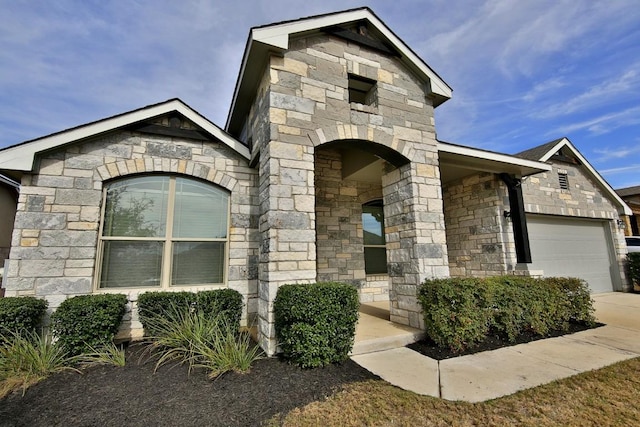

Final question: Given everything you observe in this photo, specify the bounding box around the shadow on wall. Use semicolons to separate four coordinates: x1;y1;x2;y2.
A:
1;176;19;295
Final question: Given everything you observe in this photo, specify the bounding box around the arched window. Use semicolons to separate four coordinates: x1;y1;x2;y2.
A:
362;200;387;274
98;175;229;288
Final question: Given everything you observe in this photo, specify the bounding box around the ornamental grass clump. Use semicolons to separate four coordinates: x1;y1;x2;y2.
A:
0;329;79;398
77;342;127;368
142;302;262;378
137;289;243;336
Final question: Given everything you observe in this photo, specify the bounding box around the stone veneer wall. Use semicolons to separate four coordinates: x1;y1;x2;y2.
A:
314;147;389;302
4;126;260;338
619;193;640;236
521;161;629;289
442;173;514;277
242;33;449;353
0;184;17;263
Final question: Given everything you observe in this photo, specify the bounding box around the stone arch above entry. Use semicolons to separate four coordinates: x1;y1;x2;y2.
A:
97;159;239;192
306;125;413;167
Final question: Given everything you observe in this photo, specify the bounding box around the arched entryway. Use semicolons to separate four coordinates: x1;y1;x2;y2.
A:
314;140;407;303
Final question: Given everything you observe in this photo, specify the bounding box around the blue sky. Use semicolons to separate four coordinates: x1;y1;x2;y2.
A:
1;0;639;188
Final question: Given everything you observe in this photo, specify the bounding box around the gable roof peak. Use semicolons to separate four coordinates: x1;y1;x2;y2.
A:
514;137;568;161
226;7;452;135
0;98;249;179
517;137;631;215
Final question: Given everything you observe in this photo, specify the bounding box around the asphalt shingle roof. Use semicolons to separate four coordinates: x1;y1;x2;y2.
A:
616;185;640;197
514;138;564;161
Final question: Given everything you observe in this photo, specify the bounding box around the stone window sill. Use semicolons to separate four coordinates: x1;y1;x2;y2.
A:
350;102;378;115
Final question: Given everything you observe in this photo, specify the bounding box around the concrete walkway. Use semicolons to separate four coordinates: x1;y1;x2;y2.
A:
351;293;640;402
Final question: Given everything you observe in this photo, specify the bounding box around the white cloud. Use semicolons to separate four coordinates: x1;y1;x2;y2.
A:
600;164;640;176
1;0;639;190
549;106;640;136
531;67;640;119
593;144;640;162
522;78;566;102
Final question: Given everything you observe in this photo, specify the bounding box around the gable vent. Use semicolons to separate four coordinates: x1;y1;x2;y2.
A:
558;172;569;190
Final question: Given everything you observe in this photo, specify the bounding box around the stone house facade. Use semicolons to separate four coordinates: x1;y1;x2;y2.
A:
0;8;632;355
616;185;640;236
0;175;19;269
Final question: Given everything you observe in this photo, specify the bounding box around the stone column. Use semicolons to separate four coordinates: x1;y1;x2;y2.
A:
382;161;449;329
257;141;317;355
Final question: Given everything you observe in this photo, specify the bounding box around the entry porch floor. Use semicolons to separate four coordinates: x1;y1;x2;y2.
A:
352;301;424;355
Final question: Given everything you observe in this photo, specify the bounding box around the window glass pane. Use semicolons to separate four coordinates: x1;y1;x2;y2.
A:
100;241;163;288
104;176;169;237
364;247;387;274
171;242;225;286
173;178;228;239
363;205;385;245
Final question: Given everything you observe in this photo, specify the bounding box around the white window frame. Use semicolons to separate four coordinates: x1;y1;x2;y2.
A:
95;175;230;290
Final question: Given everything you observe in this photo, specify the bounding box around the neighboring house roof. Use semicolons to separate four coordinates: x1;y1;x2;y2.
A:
438;141;552;183
616;185;640;198
0;99;249;180
515;137;632;216
226;7;453;136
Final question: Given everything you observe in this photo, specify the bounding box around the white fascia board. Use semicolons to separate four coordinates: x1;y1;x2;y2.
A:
438;142;552;173
175;103;250;159
539;137;569;162
251;9;452;99
545;138;632;216
0;100;249;173
0;174;19;189
252;9;371;49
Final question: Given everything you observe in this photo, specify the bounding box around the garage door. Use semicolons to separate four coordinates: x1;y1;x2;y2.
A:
527;215;614;293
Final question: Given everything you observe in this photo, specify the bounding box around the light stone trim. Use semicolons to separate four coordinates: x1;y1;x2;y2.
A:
97;160;239;192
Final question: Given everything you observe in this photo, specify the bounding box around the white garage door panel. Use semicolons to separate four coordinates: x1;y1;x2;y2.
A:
527;215;613;293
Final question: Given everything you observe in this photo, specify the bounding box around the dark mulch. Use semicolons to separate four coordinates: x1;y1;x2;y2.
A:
0;345;379;427
0;323;607;426
408;322;604;360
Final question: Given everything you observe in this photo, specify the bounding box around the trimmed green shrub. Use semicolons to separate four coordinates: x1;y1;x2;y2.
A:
628;252;640;290
545;277;595;325
274;282;359;368
137;289;243;336
486;276;531;341
0;297;48;338
50;294;128;356
418;276;595;351
418;278;492;351
196;289;243;332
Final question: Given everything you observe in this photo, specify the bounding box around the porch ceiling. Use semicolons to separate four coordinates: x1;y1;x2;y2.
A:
438;142;551;184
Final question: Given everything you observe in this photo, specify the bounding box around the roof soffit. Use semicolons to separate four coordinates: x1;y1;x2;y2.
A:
438;141;552;183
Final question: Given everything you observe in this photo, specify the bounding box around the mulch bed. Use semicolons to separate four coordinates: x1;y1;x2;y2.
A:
0;345;379;427
408;322;604;360
0;323;606;426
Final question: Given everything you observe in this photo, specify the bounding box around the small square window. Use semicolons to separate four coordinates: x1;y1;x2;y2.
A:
558;172;569;190
348;74;377;106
